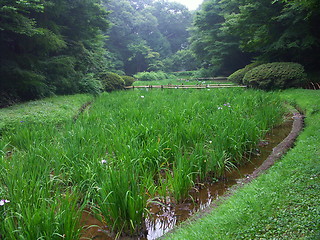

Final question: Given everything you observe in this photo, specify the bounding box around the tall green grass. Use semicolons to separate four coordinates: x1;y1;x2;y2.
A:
0;94;92;134
163;89;320;240
0;89;285;237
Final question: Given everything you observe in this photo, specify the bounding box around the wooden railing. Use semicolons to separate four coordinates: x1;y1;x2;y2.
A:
125;84;246;90
305;82;320;90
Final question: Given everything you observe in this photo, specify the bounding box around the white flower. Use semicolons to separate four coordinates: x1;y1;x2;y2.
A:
0;199;10;206
101;160;107;164
209;141;212;144
141;96;145;98
218;107;223;110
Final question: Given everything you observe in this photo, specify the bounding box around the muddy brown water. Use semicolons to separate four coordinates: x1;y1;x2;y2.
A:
81;119;293;240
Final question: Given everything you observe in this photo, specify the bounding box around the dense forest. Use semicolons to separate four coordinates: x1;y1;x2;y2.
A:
1;0;319;105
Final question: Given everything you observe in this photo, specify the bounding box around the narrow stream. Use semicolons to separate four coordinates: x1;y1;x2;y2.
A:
81;118;293;240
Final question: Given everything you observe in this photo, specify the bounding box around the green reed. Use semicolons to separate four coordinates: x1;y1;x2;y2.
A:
0;88;285;237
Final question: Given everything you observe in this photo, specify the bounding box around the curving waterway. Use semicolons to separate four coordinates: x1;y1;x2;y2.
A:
81;118;294;240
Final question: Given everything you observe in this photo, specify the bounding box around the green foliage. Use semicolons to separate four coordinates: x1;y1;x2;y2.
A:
0;89;285;237
164;89;320;240
149;1;192;53
228;62;262;84
190;0;320;77
95;164;148;235
99;72;125;92
79;73;103;95
163;49;200;72
103;0;193;75
193;67;215;78
190;0;252;76
121;76;135;86
133;71;172;81
0;94;92;134
0;91;20;108
0;0;110;102
172;71;197;77
243;62;307;90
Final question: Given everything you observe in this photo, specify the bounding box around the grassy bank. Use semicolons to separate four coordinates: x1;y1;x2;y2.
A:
0;94;93;134
164;89;320;239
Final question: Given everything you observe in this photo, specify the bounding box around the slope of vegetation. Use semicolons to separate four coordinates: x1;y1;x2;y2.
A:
0;94;92;134
164;89;320;239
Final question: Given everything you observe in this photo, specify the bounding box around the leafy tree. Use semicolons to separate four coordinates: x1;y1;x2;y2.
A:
0;0;110;103
163;49;200;72
127;41;160;73
190;0;252;76
189;0;320;76
102;0;193;75
222;0;320;70
149;0;193;53
102;0;158;74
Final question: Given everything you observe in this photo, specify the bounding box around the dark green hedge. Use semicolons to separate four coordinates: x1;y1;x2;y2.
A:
243;62;307;90
99;72;125;92
121;76;135;86
228;63;261;84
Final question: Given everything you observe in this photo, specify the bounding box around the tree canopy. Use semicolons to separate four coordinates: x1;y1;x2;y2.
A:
0;0;109;102
191;0;320;76
103;0;193;74
1;0;319;104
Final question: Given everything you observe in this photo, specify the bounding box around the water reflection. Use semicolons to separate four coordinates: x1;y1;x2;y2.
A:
82;119;293;240
145;119;293;240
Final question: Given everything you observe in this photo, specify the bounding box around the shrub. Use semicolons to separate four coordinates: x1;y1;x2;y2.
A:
0;91;20;108
243;62;307;90
133;71;171;81
79;73;103;95
192;68;214;78
228;62;261;84
99;72;125;92
121;76;135;86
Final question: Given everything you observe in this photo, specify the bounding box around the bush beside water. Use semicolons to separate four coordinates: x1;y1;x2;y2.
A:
243;62;307;90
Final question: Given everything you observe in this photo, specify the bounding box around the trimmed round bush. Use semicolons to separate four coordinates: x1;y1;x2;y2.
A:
99;72;125;92
228;62;261;84
243;62;307;90
121;76;135;86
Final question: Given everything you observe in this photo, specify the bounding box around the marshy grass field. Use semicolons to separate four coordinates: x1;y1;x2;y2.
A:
0;88;318;239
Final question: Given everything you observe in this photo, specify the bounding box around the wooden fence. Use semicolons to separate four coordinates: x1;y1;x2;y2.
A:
125;84;246;90
304;82;320;90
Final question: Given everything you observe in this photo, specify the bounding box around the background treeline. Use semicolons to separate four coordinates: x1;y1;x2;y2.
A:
0;0;196;106
104;0;198;75
192;0;320;77
1;0;319;105
0;0;110;104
